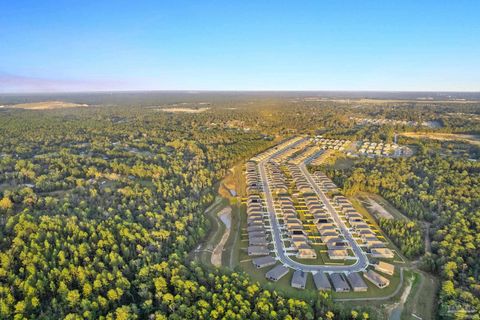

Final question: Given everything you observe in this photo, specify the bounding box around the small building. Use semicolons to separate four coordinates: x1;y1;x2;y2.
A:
291;270;308;289
374;261;395;275
266;265;289;282
364;270;390;288
247;246;270;256
313;272;331;291
330;273;350;292
346;272;368;292
252;256;277;268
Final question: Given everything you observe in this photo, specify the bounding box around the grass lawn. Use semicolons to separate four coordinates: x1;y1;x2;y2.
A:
401;271;438;320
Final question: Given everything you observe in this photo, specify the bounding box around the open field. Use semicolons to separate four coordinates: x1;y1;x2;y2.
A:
401;271;438;320
9;100;88;110
400;132;480;147
356;193;409;221
157;107;210;113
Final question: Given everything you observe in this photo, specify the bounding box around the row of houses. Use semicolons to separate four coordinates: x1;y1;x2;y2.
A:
265;161;288;194
333;195;395;259
288;145;322;165
357;141;399;157
351;117;415;127
271;139;312;163
246;161;262;195
314;270;390;292
287;164;313;193
302;193;351;260
264;265;393;290
278;195;317;259
312;171;338;191
246;194;270;256
250;136;305;163
315;138;351;150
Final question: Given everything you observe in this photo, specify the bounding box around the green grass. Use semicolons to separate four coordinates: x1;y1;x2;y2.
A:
401;271;438;320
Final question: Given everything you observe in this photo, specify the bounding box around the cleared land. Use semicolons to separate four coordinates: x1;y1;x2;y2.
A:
157;107;210;113
9;101;88;110
400;132;480;147
211;206;232;266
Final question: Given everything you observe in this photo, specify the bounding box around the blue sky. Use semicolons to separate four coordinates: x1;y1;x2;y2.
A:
1;1;479;92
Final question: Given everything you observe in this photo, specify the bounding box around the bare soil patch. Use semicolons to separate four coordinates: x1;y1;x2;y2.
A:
400;132;480;146
211;206;232;266
10;101;88;110
157;107;210;113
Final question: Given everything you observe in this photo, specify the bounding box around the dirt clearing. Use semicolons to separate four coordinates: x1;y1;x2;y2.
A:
211;206;232;266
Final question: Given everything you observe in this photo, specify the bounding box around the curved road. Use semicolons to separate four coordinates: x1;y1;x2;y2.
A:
257;139;369;273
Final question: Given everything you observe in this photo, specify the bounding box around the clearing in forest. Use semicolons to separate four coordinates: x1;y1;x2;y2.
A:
400;132;480;147
9;101;88;110
211;206;232;267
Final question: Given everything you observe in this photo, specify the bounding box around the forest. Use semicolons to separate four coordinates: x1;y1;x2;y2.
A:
324;140;480;317
0;95;479;319
0;104;371;319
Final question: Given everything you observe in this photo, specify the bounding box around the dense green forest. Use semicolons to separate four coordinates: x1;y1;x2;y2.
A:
0;105;370;319
0;96;479;319
325;141;480;317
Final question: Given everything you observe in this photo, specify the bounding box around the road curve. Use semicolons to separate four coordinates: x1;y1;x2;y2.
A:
257;139;369;273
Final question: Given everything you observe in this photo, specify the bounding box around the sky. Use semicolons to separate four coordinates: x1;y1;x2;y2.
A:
1;1;479;93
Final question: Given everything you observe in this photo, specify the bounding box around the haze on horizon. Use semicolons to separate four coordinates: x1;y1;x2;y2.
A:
1;0;479;93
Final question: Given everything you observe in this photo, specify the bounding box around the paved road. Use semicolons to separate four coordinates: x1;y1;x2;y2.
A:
299;163;369;271
257;139;369;273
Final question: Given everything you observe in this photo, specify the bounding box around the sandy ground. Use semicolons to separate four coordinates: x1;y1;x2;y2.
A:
400;132;480;146
10;101;88;110
157;107;210;113
365;197;394;220
388;275;414;320
211;206;232;266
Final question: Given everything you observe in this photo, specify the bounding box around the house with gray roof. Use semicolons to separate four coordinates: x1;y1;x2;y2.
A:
291;270;308;289
247;246;270;256
313;272;331;291
252;256;276;268
266;265;289;282
346;272;368;292
330;273;350;292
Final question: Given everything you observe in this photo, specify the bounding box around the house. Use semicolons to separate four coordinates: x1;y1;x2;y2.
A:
370;248;394;259
346;272;368;292
330;273;350;292
313;272;331;291
248;231;266;240
374;261;395;275
328;249;348;260
266;265;289;281
249;237;268;246
247;246;270;256
247;225;265;233
252;256;277;268
364;270;390;288
291;270;308;289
